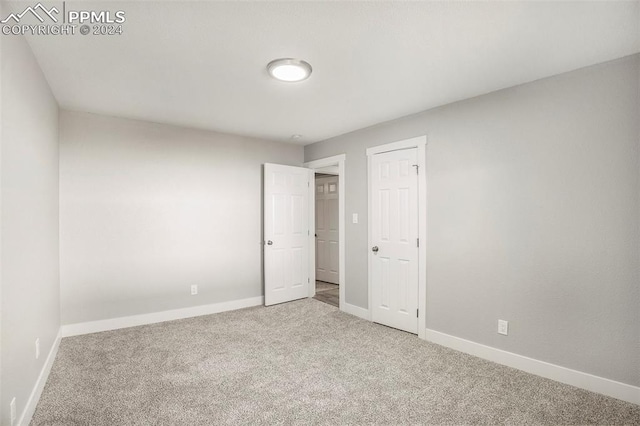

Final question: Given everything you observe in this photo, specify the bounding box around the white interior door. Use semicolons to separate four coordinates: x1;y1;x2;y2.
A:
315;175;339;284
370;148;419;334
264;163;312;306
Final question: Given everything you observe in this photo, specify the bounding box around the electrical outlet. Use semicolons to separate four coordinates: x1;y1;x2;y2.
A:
191;285;198;295
352;213;358;224
498;319;509;335
35;338;40;359
10;397;16;425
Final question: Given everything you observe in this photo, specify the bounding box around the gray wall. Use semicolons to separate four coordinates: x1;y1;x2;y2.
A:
305;55;640;386
60;111;303;325
1;33;60;424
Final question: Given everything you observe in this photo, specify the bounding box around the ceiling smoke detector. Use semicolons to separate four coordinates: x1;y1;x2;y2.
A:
267;58;312;82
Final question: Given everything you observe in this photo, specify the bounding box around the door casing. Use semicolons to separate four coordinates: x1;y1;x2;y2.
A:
367;137;427;339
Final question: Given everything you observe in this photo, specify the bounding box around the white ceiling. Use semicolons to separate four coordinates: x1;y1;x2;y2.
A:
23;1;640;145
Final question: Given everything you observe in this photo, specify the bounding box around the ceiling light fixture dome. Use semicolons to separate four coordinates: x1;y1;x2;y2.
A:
267;58;312;82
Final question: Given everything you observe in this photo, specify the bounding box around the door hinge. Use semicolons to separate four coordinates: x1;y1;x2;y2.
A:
412;164;419;174
416;238;419;247
416;309;419;318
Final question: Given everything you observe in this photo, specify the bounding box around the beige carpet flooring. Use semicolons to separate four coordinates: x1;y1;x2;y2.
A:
32;299;640;425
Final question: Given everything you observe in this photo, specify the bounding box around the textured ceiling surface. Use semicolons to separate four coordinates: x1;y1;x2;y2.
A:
21;1;640;144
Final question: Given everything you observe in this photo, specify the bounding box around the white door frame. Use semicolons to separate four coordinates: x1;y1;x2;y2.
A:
304;154;346;311
366;136;427;339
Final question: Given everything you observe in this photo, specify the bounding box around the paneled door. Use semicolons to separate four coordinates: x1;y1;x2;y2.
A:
370;148;419;334
315;175;339;284
264;164;312;306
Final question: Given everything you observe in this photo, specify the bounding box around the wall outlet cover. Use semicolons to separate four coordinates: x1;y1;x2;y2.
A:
191;285;198;295
498;319;509;335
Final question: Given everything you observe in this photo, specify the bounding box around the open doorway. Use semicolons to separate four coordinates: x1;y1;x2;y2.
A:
304;155;346;311
313;172;339;307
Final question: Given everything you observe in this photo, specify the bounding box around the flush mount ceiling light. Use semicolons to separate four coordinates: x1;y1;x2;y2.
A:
267;58;312;82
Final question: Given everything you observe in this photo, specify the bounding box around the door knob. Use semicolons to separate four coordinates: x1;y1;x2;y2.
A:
267;240;273;245
372;246;379;253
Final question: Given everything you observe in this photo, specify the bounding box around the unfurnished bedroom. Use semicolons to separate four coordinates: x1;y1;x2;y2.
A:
1;1;639;425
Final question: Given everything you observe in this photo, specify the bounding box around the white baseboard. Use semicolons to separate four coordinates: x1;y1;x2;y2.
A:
61;296;264;337
342;302;370;321
18;330;62;426
424;328;640;406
